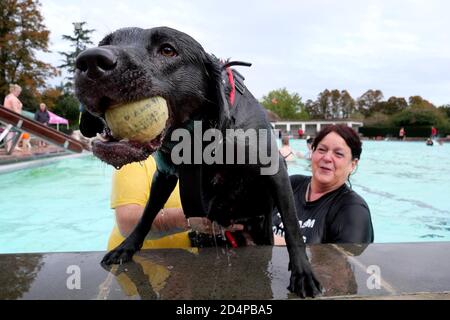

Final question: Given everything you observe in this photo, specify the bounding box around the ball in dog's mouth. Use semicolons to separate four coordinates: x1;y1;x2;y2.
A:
92;96;169;169
105;96;168;142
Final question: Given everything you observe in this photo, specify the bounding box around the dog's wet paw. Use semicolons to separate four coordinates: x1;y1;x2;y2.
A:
288;268;323;298
101;242;139;265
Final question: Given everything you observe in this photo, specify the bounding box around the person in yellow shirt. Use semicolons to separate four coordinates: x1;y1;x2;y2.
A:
108;155;192;250
108;154;235;250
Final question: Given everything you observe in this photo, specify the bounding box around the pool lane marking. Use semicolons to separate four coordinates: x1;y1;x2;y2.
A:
331;244;398;295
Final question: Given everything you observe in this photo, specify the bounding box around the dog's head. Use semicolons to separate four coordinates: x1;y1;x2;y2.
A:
75;26;228;168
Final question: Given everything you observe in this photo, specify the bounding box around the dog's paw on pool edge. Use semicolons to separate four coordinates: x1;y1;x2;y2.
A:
288;262;323;298
101;241;140;265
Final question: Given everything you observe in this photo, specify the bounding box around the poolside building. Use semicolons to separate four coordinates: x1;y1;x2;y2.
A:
271;120;364;137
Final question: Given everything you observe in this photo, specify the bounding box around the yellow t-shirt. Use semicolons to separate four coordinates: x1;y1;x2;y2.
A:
110;155;181;209
107;155;191;250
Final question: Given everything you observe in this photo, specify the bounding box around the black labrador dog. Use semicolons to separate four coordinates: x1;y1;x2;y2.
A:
74;26;321;298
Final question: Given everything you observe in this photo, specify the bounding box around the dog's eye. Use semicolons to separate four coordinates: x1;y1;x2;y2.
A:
160;45;177;57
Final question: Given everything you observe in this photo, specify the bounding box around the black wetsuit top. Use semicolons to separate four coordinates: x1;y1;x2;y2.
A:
273;175;374;244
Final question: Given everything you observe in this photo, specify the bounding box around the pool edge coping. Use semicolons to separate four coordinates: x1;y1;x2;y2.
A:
0;151;93;174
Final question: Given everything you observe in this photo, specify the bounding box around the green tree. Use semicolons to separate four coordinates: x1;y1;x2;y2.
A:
0;0;59;101
392;106;444;127
373;96;408;115
329;89;341;119
40;86;63;110
19;86;39;112
364;112;392;127
305;89;330;119
438;104;450;119
261;88;308;120
304;89;355;119
356;89;384;117
408;95;435;108
339;90;356;119
59;21;95;88
53;92;80;128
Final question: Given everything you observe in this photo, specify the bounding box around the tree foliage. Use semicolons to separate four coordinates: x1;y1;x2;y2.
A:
0;0;58;101
53;92;80;127
408;95;435;109
59;22;95;87
438;104;450;119
40;86;64;110
363;112;393;127
372;96;408;115
392;106;443;127
260;88;308;120
305;89;356;119
356;89;384;117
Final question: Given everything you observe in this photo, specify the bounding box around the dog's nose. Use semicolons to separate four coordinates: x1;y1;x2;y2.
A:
76;47;117;79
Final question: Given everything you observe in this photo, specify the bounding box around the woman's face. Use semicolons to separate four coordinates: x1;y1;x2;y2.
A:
311;132;358;189
13;87;21;97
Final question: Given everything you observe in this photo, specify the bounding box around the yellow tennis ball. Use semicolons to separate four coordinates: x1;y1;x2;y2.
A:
105;97;168;142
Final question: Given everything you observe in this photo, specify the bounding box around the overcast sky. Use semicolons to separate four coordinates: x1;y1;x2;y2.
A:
38;0;450;106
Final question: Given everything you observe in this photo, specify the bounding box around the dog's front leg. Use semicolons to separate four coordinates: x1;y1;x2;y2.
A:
269;160;322;298
101;170;178;265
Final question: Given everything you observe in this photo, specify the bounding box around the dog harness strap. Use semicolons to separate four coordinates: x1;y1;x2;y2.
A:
230;70;246;110
226;67;236;106
225;231;238;248
224;67;247;110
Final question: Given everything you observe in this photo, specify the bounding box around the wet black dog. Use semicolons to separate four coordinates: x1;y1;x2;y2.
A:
74;26;321;297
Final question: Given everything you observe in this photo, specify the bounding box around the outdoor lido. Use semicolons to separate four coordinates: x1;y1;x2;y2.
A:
1;112;449;300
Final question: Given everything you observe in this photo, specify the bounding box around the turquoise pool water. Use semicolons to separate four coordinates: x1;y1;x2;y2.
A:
0;156;114;254
0;140;449;254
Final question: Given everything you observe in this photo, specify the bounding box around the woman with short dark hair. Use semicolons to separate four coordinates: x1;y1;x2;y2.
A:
273;124;374;244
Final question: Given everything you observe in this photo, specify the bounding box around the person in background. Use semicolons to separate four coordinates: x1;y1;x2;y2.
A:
279;135;303;162
304;136;314;160
273;124;374;244
399;127;406;141
20;132;31;151
431;126;437;139
297;128;304;139
109;155;190;250
34;103;50;147
2;84;23;152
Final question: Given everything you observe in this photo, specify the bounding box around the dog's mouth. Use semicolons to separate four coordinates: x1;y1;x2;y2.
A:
92;127;166;169
91;96;172;169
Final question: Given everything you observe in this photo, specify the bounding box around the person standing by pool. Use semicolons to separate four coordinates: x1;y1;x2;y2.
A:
34;103;50;148
399;127;406;141
431;126;437;139
273;124;374;244
2;84;23;152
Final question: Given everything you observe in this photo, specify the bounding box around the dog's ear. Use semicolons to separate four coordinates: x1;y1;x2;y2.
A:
79;110;106;138
203;53;230;131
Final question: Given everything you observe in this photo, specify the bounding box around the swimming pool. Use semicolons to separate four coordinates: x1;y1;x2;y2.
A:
0;140;449;254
